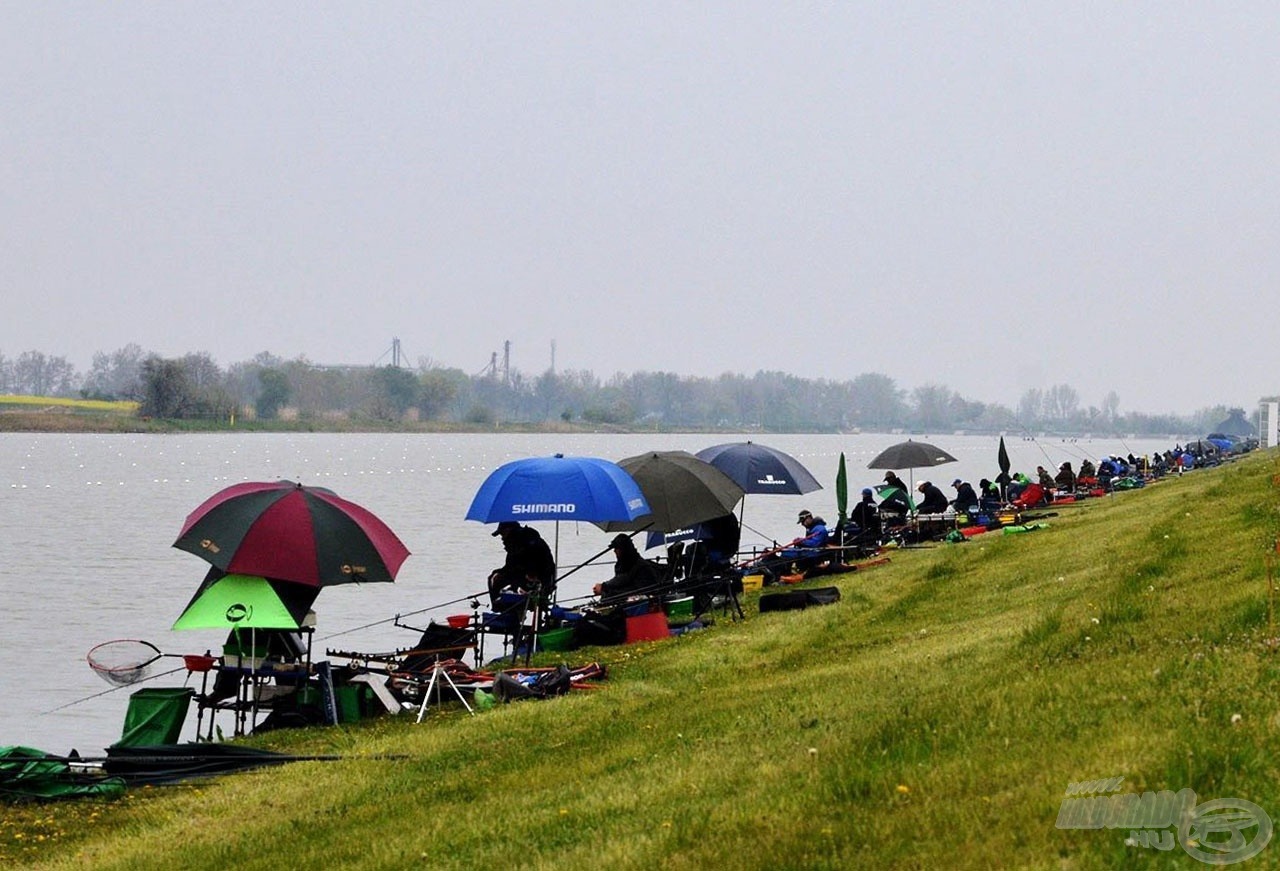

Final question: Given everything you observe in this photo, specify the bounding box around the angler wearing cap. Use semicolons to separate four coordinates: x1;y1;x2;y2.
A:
487;521;557;608
753;509;832;581
850;487;882;542
878;471;912;524
915;480;949;515
950;479;979;513
593;533;663;603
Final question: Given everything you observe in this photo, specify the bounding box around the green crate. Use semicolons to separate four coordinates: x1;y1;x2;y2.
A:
333;685;366;724
537;626;576;652
664;597;694;621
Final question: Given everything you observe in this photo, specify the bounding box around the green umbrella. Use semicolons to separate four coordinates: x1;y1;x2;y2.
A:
835;452;849;528
875;484;916;512
173;570;317;631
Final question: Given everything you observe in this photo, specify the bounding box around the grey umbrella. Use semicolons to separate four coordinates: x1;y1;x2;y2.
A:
600;451;745;533
867;439;958;499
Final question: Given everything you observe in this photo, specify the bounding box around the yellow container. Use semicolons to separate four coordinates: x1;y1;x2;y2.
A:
741;574;765;592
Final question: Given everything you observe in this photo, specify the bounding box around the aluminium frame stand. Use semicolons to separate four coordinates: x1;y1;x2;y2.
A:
694;571;744;623
415;663;475;722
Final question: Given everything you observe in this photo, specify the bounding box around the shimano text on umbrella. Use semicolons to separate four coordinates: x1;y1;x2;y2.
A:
511;503;577;515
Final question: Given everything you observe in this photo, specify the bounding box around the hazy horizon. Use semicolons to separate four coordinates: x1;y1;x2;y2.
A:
4;5;1277;416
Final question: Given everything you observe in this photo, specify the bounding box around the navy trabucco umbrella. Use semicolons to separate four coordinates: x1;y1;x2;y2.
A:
695;441;822;495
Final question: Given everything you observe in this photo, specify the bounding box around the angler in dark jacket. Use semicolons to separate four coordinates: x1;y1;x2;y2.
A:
950;479;979;512
488;521;557;608
594;534;662;602
915;481;949;515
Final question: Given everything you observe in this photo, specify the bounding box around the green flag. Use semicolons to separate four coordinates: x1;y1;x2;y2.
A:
835;452;849;528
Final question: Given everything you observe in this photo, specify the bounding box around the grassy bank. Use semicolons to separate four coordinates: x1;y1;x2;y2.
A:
7;453;1280;869
0;397;142;433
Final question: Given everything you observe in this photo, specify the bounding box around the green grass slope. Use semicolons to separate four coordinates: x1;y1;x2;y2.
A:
10;452;1280;870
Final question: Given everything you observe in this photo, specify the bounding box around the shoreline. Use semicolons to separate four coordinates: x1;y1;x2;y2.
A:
0;411;1201;441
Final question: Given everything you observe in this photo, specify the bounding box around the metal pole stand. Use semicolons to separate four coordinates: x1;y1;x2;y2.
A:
415;664;475;723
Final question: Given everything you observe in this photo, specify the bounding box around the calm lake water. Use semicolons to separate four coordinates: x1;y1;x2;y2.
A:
0;430;1177;754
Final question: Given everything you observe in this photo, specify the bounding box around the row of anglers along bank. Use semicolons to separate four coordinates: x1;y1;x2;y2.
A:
5;436;1252;801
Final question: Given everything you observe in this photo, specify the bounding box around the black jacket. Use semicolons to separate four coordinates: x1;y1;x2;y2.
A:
495;526;557;591
916;483;949;514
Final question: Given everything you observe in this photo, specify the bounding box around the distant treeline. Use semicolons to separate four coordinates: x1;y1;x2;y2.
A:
0;344;1245;436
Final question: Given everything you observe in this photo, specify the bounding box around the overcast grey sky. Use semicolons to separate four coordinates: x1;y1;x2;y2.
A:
3;4;1276;415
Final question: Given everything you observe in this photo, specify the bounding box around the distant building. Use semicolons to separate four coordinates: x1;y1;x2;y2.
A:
1261;398;1280;448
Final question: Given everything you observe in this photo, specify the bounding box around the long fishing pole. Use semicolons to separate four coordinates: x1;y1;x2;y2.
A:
320;590;488;641
42;664;189;714
325;533;630;643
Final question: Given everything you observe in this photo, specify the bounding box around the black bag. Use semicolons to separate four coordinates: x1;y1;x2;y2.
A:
493;665;573;703
572;610;626;647
759;586;841;613
805;587;841;606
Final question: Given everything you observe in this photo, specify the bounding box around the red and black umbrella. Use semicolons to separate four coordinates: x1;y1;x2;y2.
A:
173;481;410;586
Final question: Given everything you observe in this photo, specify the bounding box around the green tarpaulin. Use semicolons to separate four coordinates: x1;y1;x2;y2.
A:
0;746;125;802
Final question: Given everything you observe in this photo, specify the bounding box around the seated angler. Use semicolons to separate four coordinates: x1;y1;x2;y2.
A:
488;521;557;610
878;473;913;526
915;480;949;515
978;478;1002;511
849;488;882;546
594;534;664;604
1054;462;1076;492
756;509;830;580
1036;465;1056;490
950;479;979;513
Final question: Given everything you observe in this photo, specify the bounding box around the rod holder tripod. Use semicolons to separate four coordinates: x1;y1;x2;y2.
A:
415;664;474;722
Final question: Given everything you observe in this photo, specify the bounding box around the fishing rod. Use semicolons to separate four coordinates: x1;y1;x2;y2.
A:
42;664;189;714
26;750;355;766
320;590;488;641
326;536;631;643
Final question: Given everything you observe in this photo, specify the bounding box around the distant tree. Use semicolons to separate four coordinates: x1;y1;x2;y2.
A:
138;354;233;419
848;373;906;429
255;368;291;419
225;352;286;410
367;365;420;420
139;357;195;418
1044;384;1080;422
0;352;11;393
1018;388;1044;425
12;351;77;396
911;384;956;432
464;403;495;425
1102;391;1121;422
418;368;463;421
82;344;146;400
533;370;564;420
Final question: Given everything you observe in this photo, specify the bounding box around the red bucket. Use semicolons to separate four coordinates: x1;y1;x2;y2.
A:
184;654;217;673
625;612;670;644
445;614;471;629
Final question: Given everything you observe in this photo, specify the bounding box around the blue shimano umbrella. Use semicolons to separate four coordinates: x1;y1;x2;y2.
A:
465;454;651;524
